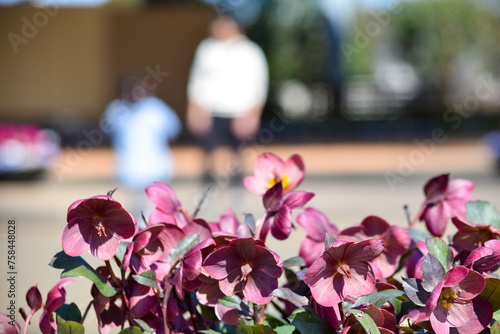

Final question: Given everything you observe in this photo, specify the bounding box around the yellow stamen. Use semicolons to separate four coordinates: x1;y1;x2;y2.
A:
267;175;289;189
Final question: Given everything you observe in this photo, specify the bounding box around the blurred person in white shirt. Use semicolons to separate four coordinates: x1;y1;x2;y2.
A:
186;13;269;188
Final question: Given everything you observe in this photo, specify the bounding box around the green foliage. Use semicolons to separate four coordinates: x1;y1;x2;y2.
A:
169;234;200;265
236;319;277;334
56;303;82;323
466;201;500;228
50;251;117;297
425;237;452;271
132;270;159;290
288;307;333;334
346;309;381;334
56;316;85;334
479;278;500;312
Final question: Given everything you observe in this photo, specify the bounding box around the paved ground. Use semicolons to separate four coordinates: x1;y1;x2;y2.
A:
1;140;500;332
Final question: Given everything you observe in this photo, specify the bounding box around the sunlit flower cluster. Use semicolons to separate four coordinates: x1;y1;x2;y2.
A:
3;153;500;334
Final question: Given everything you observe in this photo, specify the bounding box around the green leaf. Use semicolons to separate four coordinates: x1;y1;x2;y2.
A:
200;330;223;334
169;234;200;265
420;254;445;292
115;241;130;263
132;270;159;290
425;237;452;270
50;251;116;297
325;233;336;249
288;309;332;334
133;318;154;334
353;289;405;308
273;326;296;334
402;277;430;307
56;303;82;323
407;228;432;242
218;296;251;316
245;213;256;235
270;288;308;307
347;309;381;334
56;316;85;334
479;278;500;312
283;256;306;268
466;200;500;228
492;321;500;334
236;319;277;334
117;327;143;334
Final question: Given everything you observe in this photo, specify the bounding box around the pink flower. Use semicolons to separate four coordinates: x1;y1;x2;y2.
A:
463;239;500;273
243;153;305;195
415;174;474;237
123;223;185;276
304;239;385;307
452;216;500;251
0;313;20;334
146;181;191;228
39;279;73;334
62;195;136;261
209;209;251;238
203;238;283;304
426;266;489;333
259;182;314;240
296;208;339;267
339;216;411;278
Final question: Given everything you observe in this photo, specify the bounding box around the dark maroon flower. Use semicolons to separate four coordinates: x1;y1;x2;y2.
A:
463;239;500;273
203;238;283;304
62;195;136;261
259;182;314;240
296;208;339;267
414;174;474;237
123;223;185;276
452;215;500;251
304;239;385;307
339;216;411;278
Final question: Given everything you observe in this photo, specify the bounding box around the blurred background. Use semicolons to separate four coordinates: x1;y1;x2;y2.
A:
1;0;500;332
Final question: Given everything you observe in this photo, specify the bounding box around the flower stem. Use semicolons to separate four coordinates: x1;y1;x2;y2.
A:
80;300;94;324
22;310;36;334
105;260;121;287
253;303;265;325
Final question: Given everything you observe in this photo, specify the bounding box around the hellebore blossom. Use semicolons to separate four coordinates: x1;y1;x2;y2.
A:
203;237;284;305
39;279;74;334
62;195;136;261
259;182;314;240
414;174;474;237
452;215;500;251
304;239;385;307
426;266;490;333
463;239;500;273
339;216;411;278
243;152;305;195
296;208;339;267
209;209;252;238
0;313;20;334
146;181;191;228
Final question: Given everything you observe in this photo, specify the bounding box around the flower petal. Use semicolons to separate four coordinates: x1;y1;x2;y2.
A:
62;224;90;257
343;262;377;297
244;268;279;304
343;239;385;264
